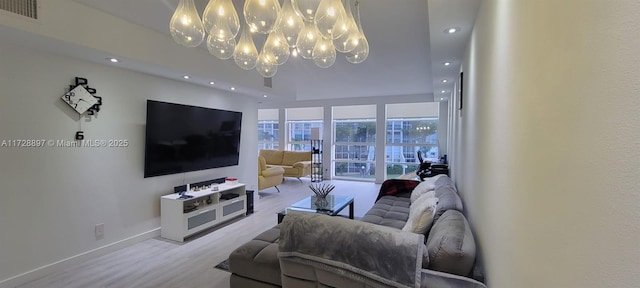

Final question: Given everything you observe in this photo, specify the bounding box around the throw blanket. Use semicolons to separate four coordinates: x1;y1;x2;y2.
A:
376;179;420;201
278;212;424;288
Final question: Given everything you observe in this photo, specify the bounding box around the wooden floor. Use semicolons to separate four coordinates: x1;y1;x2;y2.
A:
17;179;380;288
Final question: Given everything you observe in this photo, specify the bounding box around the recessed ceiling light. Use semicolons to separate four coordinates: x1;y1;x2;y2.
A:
263;95;268;98
441;79;448;83
440;98;445;101
445;27;459;34
444;62;451;66
183;75;190;79
230;87;236;91
441;90;447;93
108;58;119;63
209;81;215;85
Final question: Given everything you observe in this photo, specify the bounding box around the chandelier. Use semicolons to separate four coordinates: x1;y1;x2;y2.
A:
169;0;369;78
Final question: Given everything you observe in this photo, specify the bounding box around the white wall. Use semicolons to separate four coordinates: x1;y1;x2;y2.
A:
0;42;258;285
454;0;640;287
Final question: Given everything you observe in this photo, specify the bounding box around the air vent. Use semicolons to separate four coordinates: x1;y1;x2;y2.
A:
0;0;38;19
263;77;272;88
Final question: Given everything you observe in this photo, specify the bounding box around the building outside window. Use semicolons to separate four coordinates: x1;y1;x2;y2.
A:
285;107;323;151
332;105;376;180
288;121;322;151
258;109;279;150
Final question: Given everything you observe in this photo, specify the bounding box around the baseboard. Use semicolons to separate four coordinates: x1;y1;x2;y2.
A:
0;228;161;288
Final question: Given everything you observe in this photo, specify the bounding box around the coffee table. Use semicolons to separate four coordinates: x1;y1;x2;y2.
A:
277;195;354;223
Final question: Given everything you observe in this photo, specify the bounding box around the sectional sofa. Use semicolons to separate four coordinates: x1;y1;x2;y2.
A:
229;175;485;288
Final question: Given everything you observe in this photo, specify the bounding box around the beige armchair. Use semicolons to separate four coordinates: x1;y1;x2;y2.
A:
258;156;285;192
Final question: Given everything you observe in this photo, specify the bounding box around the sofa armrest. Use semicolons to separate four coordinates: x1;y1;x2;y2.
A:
292;160;311;169
262;166;285;177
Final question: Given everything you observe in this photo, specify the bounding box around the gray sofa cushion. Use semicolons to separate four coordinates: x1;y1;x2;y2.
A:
435;176;457;191
229;226;282;286
360;195;411;229
426;210;476;277
433;186;463;222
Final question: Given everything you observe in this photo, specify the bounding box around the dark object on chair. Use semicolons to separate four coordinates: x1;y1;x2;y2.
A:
416;151;432;181
416;152;449;181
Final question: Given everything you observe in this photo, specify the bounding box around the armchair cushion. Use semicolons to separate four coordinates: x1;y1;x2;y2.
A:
262;166;285;177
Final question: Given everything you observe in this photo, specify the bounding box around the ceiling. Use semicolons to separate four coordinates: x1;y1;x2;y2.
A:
18;0;482;103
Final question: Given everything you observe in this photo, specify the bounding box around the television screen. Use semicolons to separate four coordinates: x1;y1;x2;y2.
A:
144;100;242;178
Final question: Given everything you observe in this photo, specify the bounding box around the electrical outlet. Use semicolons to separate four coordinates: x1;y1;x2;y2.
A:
95;223;104;240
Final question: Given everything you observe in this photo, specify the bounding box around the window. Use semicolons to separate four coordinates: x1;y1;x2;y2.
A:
287;121;322;151
258;120;279;150
385;103;439;179
332;105;376;180
258;109;279;150
285;107;323;151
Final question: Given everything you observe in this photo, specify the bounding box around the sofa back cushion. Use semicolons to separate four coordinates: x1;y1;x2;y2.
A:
434;176;457;192
426;210;476;277
260;149;284;165
281;151;311;166
433;186;463;222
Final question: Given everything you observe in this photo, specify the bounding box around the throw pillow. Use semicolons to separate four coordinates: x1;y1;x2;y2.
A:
410;181;436;203
421;174;447;187
402;195;438;234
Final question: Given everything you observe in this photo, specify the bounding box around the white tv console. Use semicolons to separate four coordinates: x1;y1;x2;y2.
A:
160;183;246;242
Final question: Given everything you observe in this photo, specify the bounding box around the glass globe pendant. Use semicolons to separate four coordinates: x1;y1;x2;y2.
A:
315;0;347;39
292;0;322;22
233;24;259;70
346;1;368;64
296;20;320;59
169;0;205;47
256;50;278;78
278;0;304;48
263;29;290;65
244;0;281;34
312;36;336;68
202;0;240;41
207;34;236;59
333;0;359;53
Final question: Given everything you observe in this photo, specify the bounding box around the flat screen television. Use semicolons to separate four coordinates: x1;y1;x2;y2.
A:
144;100;242;178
